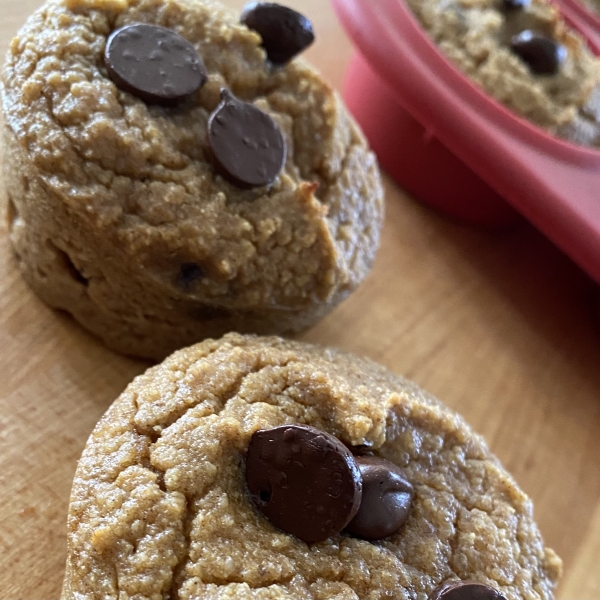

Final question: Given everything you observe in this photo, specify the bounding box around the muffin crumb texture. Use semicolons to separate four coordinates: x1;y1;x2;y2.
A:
1;0;383;359
61;334;561;600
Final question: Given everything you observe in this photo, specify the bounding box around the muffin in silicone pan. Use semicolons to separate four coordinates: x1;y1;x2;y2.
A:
334;0;600;288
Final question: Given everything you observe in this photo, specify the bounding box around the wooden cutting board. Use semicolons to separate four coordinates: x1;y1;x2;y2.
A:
1;0;600;598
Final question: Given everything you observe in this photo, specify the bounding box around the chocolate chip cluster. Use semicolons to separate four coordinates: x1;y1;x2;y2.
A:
245;425;510;600
103;2;315;189
245;424;415;543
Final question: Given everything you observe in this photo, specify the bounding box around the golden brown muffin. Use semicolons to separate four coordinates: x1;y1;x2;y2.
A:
1;0;383;359
61;334;561;600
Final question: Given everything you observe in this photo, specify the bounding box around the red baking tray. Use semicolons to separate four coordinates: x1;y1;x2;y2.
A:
332;0;600;284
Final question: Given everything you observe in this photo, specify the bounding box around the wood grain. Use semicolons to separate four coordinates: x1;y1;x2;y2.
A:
1;0;600;598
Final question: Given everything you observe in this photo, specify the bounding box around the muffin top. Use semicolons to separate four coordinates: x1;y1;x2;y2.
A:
1;0;383;310
61;334;561;600
404;0;600;146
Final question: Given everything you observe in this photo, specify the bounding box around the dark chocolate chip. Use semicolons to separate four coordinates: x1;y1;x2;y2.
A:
176;262;205;290
510;30;566;75
245;424;363;543
502;0;530;10
241;2;315;64
104;23;207;105
429;581;508;600
208;89;286;189
345;455;413;540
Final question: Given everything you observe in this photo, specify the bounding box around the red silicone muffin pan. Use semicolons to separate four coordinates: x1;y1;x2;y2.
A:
332;0;600;285
561;0;600;44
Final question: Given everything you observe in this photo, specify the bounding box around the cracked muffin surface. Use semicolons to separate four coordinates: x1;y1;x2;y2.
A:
0;0;383;359
61;334;561;600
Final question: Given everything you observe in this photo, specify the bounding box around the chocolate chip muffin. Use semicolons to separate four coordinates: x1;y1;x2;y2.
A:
404;0;600;146
61;333;561;600
0;0;384;360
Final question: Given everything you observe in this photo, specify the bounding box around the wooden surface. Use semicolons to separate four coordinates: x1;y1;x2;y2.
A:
1;0;600;598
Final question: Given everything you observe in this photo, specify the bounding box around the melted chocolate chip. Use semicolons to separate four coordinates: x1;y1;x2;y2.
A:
345;455;414;540
176;262;205;290
241;2;315;64
510;30;566;75
502;0;530;10
104;23;207;105
429;581;508;600
245;425;363;543
208;89;286;189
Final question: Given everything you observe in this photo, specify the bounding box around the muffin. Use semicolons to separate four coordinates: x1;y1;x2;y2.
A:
0;0;383;360
61;333;561;600
404;0;600;146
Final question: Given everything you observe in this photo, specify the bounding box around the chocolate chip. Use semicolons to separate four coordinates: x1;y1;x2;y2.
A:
245;424;363;543
208;89;286;189
502;0;530;9
510;30;566;75
345;455;413;540
104;23;207;105
241;2;315;64
429;581;508;600
176;262;205;290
